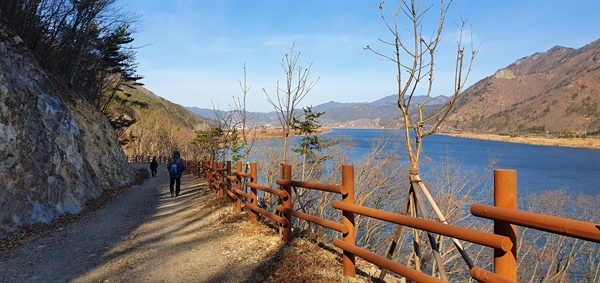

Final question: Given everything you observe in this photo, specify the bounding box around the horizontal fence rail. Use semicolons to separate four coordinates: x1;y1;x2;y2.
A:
471;203;600;243
193;160;599;283
276;179;346;194
332;238;446;283
332;201;513;252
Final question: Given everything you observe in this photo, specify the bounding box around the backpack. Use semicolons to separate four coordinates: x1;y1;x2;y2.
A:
170;162;178;174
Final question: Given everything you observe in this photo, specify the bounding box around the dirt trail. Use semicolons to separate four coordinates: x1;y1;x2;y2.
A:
0;164;282;283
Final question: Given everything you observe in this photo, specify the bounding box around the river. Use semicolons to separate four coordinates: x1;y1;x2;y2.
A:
322;128;600;197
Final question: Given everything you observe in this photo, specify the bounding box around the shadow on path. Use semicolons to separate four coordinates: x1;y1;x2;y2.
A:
0;163;295;283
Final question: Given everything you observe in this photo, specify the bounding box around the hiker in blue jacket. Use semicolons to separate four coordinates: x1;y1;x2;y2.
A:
167;151;185;197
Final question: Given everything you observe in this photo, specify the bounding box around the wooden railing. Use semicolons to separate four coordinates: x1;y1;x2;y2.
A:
188;160;600;282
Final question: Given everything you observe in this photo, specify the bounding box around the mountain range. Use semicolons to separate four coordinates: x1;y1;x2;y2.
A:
182;40;600;136
186;95;450;128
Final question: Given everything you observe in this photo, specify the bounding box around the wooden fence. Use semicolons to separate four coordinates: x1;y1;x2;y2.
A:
188;160;600;282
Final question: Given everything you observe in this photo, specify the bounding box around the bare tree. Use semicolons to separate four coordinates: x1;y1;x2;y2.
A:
366;1;480;279
232;62;257;164
211;103;241;162
366;0;478;173
263;43;319;163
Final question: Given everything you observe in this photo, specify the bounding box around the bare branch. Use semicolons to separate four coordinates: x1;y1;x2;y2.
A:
264;43;319;163
367;0;476;171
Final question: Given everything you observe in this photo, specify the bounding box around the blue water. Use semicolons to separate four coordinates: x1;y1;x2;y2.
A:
322;128;600;197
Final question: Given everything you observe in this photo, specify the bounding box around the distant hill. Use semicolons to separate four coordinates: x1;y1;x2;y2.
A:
115;86;211;131
186;106;280;126
318;95;450;128
183;40;599;135
445;40;600;135
186;95;450;128
112;86;211;160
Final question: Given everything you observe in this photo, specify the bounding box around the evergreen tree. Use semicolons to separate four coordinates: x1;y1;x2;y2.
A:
292;106;337;179
193;126;233;162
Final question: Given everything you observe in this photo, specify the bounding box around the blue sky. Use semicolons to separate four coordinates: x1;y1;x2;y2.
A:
121;0;600;112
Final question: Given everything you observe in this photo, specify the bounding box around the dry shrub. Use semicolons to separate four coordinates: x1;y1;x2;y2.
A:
266;237;344;283
203;194;228;208
133;167;150;185
239;219;275;238
265;236;402;283
218;209;251;224
517;190;600;282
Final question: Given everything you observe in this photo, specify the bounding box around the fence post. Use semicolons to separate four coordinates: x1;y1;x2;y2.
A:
211;161;217;193
342;165;356;277
226;161;232;203
494;169;517;281
218;162;224;198
235;161;242;213
197;161;201;177
205;161;209;180
249;162;258;223
281;164;292;242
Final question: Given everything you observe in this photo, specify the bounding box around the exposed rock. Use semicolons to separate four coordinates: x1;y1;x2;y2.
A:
494;69;516;79
0;23;137;236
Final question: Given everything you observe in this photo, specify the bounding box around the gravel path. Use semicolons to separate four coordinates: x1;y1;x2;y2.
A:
0;164;282;283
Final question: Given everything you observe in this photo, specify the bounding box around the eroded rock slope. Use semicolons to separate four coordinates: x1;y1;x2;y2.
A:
0;23;137;236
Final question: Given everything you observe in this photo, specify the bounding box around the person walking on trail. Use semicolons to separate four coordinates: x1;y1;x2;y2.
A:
167;151;185;197
150;157;158;177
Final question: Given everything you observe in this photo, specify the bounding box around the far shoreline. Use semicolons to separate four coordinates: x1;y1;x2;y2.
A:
254;127;600;150
327;128;600;149
437;132;600;150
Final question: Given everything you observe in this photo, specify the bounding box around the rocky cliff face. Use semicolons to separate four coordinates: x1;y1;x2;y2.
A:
0;23;137;236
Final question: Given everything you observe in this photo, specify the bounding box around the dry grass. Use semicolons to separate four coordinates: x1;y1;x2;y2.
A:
203;193;229;208
247;127;331;141
263;235;405;283
218;209;251;224
200;197;407;283
440;132;600;149
266;237;345;283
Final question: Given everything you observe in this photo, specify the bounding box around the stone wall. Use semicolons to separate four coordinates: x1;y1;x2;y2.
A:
0;23;137;236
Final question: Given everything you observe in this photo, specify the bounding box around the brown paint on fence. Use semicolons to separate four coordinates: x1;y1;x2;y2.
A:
281;164;292;242
235;162;242;212
225;161;233;203
332;201;512;252
471;204;600;243
196;160;599;282
249;162;258;223
333;238;445;283
493;169;517;281
276;179;344;194
277;206;348;234
470;266;517;283
341;165;356;277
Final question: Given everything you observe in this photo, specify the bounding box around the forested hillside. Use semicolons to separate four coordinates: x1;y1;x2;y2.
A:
445;40;600;136
0;1;211;164
119;86;211;162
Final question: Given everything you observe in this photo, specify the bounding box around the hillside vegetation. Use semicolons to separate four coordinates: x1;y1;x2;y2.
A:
117;86;211;162
445;40;600;136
